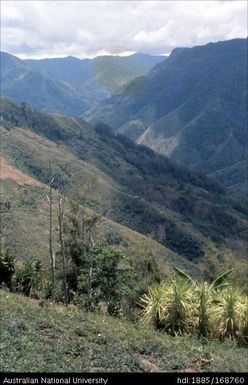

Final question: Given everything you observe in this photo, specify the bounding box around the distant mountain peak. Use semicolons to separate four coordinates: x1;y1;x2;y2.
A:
88;38;247;194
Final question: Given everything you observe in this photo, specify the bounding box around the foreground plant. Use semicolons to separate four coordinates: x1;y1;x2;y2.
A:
141;277;195;335
210;287;247;342
140;283;166;328
140;267;248;345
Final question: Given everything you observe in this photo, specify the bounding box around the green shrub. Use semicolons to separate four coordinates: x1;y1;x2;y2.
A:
0;249;15;290
140;267;248;345
14;260;44;297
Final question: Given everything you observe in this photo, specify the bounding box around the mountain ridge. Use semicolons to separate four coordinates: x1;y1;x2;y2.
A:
1;97;247;273
0;50;164;116
88;38;247;194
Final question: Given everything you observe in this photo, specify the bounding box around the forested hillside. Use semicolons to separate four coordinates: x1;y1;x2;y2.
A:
0;51;163;116
89;39;247;194
1;97;247;272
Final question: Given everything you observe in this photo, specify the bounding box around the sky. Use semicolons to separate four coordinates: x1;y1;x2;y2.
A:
1;0;247;59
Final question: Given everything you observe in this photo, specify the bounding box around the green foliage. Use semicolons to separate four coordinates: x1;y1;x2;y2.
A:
0;249;15;289
14;260;44;297
173;267;195;285
91;39;247;194
210;287;247;342
1;96;247;270
196;282;212;337
77;246;134;315
201;245;247;292
1;290;247;372
141;279;195;335
141;269;248;345
64;200;99;269
210;269;233;291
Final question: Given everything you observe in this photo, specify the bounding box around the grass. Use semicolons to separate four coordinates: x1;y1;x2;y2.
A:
0;178;200;283
0;290;247;372
1;97;248;267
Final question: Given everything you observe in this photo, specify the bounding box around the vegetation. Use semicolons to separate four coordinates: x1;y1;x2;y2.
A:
1;290;247;372
0;249;15;290
140;268;248;346
0;198;138;318
1;39;247;374
0;51;163;116
1;96;247;271
90;38;247;194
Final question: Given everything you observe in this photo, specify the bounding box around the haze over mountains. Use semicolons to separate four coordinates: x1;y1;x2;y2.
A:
0;38;247;274
1;39;247;193
0;51;164;115
1;39;246;195
1;0;248;371
89;38;247;194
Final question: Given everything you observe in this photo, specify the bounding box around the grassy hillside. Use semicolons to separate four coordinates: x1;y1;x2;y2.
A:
1;290;247;372
1;176;200;284
89;39;247;194
1;97;247;271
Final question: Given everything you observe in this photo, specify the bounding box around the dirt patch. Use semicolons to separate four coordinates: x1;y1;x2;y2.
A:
133;353;161;372
0;157;43;187
179;356;213;372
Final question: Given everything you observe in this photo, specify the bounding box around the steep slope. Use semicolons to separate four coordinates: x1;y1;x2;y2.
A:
1;97;247;270
2;291;247;372
2;175;196;279
0;51;164;117
0;52;86;115
26;53;164;94
89;39;247;194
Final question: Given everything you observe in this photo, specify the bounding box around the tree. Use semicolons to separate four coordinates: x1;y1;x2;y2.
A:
77;246;134;315
14;260;44;297
0;249;15;290
58;194;68;306
64;199;100;308
46;162;56;301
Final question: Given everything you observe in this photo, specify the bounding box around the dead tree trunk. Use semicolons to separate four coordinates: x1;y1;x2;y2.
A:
47;165;55;301
87;232;94;311
58;195;68;306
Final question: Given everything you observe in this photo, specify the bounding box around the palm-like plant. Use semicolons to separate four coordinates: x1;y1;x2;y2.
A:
210;287;246;341
196;282;212;337
140;266;246;343
164;278;195;335
239;298;248;346
140;276;195;335
140;283;166;328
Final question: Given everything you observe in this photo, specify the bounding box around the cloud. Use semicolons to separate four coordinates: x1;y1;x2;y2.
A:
1;0;247;59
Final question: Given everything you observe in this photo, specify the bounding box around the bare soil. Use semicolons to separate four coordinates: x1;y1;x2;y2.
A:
0;157;43;187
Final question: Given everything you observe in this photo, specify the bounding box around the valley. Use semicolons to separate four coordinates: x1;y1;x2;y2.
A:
0;14;247;374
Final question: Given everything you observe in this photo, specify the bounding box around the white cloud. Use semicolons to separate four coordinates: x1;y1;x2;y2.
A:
1;0;247;59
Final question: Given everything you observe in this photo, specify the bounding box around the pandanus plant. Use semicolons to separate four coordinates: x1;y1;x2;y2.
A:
210;287;247;342
174;267;234;338
140;267;248;345
141;269;195;335
141;283;167;329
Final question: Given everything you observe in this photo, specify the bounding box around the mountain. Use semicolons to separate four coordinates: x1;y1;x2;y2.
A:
0;51;164;116
26;53;164;95
1;97;247;275
0;51;87;116
88;39;247;194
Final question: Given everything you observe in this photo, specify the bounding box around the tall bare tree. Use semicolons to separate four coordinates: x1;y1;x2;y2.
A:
58;193;68;306
87;231;94;311
46;162;55;301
